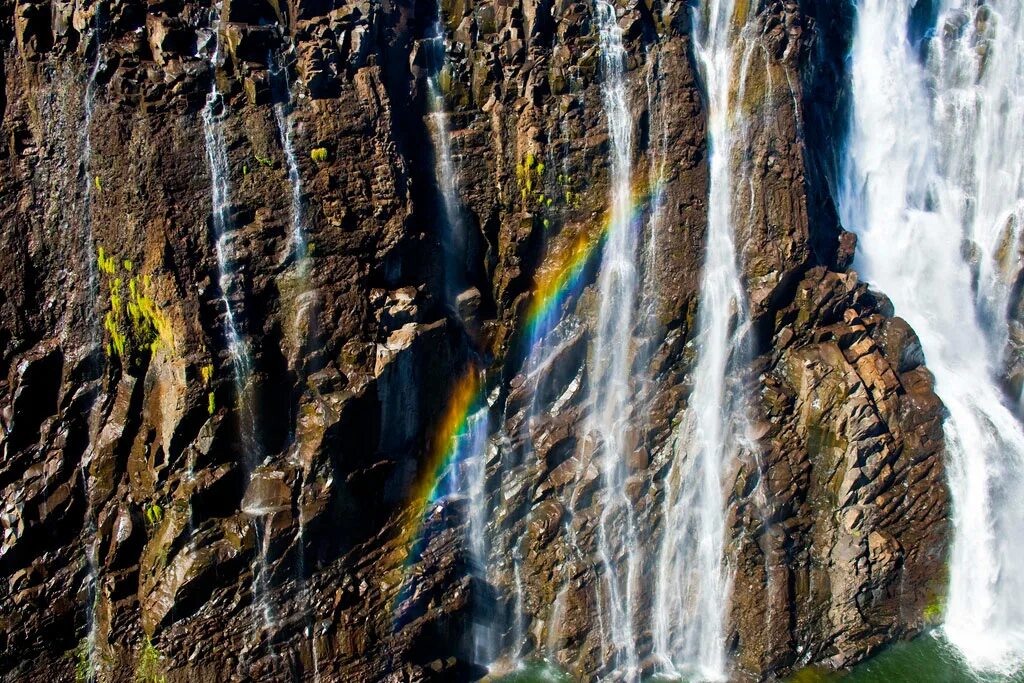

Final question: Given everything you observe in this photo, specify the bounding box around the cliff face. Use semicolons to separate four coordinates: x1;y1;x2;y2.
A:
0;1;947;682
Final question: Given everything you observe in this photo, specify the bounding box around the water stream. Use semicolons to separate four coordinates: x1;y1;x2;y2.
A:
651;1;756;679
840;0;1024;675
272;55;310;279
425;11;469;304
270;47;322;679
587;0;641;675
77;5;106;678
201;4;252;395
201;2;277;651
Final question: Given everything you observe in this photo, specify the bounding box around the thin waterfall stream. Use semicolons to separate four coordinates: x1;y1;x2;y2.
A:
77;5;105;678
652;1;756;679
425;8;470;305
273;57;310;279
201;3;275;646
270;48;321;680
841;0;1024;675
588;0;641;675
201;6;251;392
417;4;499;669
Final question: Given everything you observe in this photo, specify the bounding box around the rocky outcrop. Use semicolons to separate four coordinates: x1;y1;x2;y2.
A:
0;1;946;682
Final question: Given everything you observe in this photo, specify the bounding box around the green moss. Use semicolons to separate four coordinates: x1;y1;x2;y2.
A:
254;154;274;168
135;637;165;683
144;504;164;526
310;147;329;163
923;592;945;625
97;247;117;276
96;247;174;366
207;391;216;416
438;66;454;96
72;637;94;683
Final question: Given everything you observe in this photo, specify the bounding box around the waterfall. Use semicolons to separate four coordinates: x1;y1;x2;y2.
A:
272;56;309;278
77;5;105;678
201;5;252;396
840;0;1024;674
641;50;667;324
455;400;494;664
270;47;323;678
588;0;641;675
201;3;278;646
425;13;469;303
652;1;756;679
80;9;103;332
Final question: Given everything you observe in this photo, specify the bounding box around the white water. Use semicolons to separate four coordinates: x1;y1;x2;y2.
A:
652;1;756;679
424;14;469;303
640;48;668;339
201;4;278;651
456;402;495;664
201;4;251;391
77;6;105;678
841;0;1024;674
588;0;641;675
270;48;322;679
272;57;309;279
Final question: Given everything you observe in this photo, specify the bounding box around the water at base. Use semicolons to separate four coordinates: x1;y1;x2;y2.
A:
840;0;1024;675
790;632;1024;683
498;634;1022;683
491;660;573;683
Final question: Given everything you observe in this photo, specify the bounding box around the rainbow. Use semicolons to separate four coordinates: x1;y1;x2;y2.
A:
525;179;666;342
393;177;665;617
392;367;481;621
408;368;481;523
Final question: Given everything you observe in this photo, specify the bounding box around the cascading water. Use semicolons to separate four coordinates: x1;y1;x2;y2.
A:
587;0;641;675
424;12;469;303
201;5;251;393
201;3;275;645
840;0;1024;674
453;397;494;664
77;7;106;678
652;2;756;679
270;48;321;678
272;56;310;278
640;49;668;347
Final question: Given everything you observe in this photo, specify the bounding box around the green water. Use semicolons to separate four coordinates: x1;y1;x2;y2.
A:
489;661;571;683
792;634;1024;683
490;635;1024;682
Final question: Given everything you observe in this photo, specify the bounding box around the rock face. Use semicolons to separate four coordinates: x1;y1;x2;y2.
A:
0;1;946;682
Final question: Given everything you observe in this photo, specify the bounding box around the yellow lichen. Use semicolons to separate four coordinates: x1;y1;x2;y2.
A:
96;246;175;363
